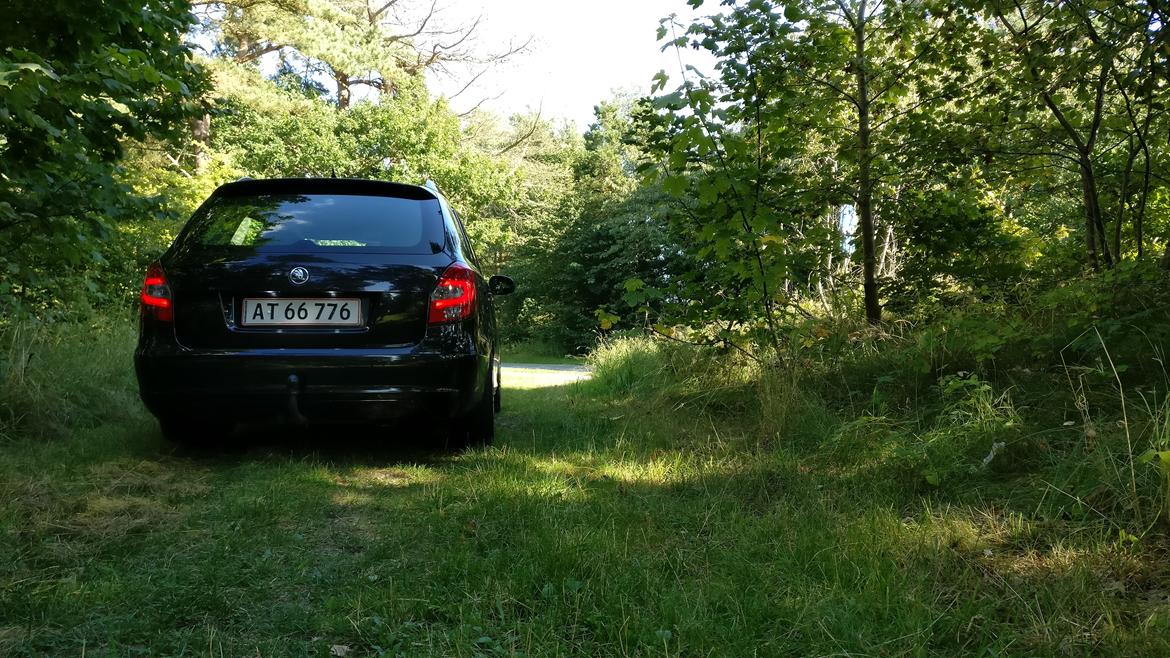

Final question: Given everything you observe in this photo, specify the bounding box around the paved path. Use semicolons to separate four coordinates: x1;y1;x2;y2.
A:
501;362;591;389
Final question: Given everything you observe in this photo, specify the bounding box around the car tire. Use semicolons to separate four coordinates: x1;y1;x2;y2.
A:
158;417;232;448
494;361;502;413
451;371;495;449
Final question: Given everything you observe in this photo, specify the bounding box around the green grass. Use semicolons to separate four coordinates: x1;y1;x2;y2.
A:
1;325;1169;656
501;341;584;366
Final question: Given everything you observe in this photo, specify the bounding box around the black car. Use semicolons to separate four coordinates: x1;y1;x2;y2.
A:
134;177;515;446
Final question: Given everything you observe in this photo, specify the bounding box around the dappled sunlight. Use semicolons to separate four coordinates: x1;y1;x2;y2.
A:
5;0;1169;651
330;489;377;508
73;495;180;539
508;450;750;489
328;465;444;490
902;504;1154;588
6;371;1170;656
2;313;1168;657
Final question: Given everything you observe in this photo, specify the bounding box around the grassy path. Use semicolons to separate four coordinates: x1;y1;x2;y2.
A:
1;353;1168;656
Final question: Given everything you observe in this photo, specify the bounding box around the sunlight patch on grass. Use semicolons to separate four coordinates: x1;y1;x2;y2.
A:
87;459;212;498
74;495;179;538
330;465;442;490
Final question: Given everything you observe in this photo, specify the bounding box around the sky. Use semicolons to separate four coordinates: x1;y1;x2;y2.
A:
423;0;716;130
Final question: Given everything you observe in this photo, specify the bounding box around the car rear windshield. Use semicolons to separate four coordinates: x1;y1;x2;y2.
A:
175;193;445;254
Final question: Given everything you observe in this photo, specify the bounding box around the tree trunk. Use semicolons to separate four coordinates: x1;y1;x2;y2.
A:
877;223;898;277
854;2;881;325
234;37;253;63
1078;153;1113;270
336;72;352;110
1114;137;1137;260
1136;144;1150;257
190;113;211;173
1081;164;1099;270
1037;57;1114;271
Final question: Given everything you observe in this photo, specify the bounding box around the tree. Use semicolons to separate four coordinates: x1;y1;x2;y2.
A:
642;0;980;343
195;0;527;109
0;0;206;313
972;0;1166;269
508;99;685;351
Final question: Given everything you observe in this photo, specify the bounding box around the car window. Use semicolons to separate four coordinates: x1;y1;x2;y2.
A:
177;193;444;254
451;208;479;265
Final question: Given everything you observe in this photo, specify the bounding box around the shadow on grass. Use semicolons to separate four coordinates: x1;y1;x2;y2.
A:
158;384;595;467
5;379;1170;657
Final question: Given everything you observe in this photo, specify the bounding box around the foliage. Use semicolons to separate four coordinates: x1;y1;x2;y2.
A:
198;0;505;108
502;99;690;352
636;0;1168;349
882;183;1028;311
0;0;207;316
968;0;1168;269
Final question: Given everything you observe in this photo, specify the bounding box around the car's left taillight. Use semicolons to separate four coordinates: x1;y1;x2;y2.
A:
140;262;173;322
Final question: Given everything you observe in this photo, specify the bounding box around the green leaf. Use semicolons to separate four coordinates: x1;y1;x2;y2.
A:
650;70;670;94
663;175;687;196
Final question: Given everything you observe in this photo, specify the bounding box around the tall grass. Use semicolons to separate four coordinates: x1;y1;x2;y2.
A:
0;316;141;441
588;319;1170;536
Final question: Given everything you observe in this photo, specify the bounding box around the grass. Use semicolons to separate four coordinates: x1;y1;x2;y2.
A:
2;323;1170;656
500;341;585;366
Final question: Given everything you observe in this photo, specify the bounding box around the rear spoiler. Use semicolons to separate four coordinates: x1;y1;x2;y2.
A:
213;177;440;201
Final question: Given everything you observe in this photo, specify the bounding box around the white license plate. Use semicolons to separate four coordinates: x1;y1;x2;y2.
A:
241;298;363;327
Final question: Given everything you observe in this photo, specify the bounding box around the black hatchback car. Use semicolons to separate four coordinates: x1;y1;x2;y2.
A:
134;177;515;446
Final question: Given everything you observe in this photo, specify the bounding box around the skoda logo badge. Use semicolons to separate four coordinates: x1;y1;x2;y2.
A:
289;267;310;285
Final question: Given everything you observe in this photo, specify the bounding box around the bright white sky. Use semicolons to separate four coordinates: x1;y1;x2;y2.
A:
424;0;716;130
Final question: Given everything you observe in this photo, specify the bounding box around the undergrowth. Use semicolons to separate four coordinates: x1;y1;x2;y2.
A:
2;265;1169;655
2;295;1169;654
0;315;141;441
588;267;1170;537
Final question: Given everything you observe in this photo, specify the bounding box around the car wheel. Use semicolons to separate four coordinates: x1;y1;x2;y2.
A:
158;417;232;447
452;372;495;449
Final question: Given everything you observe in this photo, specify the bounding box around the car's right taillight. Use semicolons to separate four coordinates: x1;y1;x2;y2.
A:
428;264;476;325
140;262;173;322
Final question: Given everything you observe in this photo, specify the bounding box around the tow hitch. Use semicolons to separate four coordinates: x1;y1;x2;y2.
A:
286;374;309;425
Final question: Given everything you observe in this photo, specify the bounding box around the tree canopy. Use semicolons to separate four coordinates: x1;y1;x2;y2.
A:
0;0;1166;355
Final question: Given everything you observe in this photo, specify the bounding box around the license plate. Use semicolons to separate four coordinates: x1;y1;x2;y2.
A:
241;298;363;327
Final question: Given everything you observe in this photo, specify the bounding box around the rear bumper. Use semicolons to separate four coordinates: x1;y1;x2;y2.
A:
135;344;488;424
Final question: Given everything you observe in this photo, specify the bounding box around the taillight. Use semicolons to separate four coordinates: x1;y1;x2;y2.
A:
140;262;173;322
428;264;476;325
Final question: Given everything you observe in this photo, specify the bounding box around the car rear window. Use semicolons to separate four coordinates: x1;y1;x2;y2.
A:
176;193;444;254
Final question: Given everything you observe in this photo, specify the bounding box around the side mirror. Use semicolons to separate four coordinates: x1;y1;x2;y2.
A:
488;275;516;296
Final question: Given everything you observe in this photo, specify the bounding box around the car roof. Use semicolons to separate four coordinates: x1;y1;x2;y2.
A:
212;177;440;201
